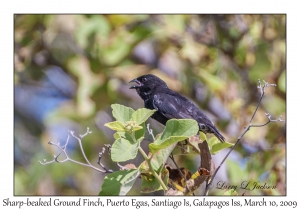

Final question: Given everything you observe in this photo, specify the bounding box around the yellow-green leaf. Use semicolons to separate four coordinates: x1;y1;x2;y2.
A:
104;121;125;132
130;108;156;125
207;137;233;155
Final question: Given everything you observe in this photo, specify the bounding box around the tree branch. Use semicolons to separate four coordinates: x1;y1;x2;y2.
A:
203;79;284;195
39;127;112;173
183;140;212;195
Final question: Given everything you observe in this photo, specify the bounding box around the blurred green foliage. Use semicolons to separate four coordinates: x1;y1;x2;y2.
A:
14;14;285;195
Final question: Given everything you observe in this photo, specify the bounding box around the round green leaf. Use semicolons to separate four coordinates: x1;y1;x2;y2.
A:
99;169;140;195
130;108;156;125
111;104;134;124
111;137;141;162
149;119;198;154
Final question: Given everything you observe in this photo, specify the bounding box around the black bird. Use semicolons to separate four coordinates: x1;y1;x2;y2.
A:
129;74;225;142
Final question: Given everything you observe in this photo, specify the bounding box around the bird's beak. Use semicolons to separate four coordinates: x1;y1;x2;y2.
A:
129;78;142;89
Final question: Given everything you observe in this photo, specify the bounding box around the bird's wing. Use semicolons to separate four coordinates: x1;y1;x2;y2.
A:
152;90;213;128
152;90;225;142
152;91;195;120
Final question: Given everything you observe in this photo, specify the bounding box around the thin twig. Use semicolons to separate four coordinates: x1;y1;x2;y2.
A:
169;153;189;187
97;146;114;173
147;123;155;141
203;79;284;195
39;127;109;173
69;128;93;166
116;162;125;170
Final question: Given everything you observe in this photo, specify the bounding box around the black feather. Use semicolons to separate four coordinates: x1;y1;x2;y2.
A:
129;74;225;143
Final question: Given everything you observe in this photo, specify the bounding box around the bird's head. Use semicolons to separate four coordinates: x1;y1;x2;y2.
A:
129;74;168;99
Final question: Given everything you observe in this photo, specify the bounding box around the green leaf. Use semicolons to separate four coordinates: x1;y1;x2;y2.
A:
207;137;233;155
130;108;156;125
140;143;177;172
135;123;146;140
114;132;125;140
149;119;198;154
199;131;207;141
224;189;238;196
140;168;169;193
104;121;125;132
160;119;199;139
151;144;177;171
111;136;142;162
99;169;140;195
133;125;143;131
111;104;134;124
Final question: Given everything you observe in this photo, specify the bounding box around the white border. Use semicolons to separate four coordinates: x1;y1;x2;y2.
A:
2;1;298;209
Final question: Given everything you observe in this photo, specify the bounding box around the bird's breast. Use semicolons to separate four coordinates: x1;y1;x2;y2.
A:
144;98;155;110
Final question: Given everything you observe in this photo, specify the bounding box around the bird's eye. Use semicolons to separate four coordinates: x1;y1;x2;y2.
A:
142;77;147;82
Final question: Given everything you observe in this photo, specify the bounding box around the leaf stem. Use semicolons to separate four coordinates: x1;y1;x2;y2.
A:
138;146;168;191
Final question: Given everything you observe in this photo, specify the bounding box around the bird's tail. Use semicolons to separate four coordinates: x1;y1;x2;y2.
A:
208;125;225;143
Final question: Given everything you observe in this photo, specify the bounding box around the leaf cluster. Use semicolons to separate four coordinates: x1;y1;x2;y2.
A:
101;104;232;195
